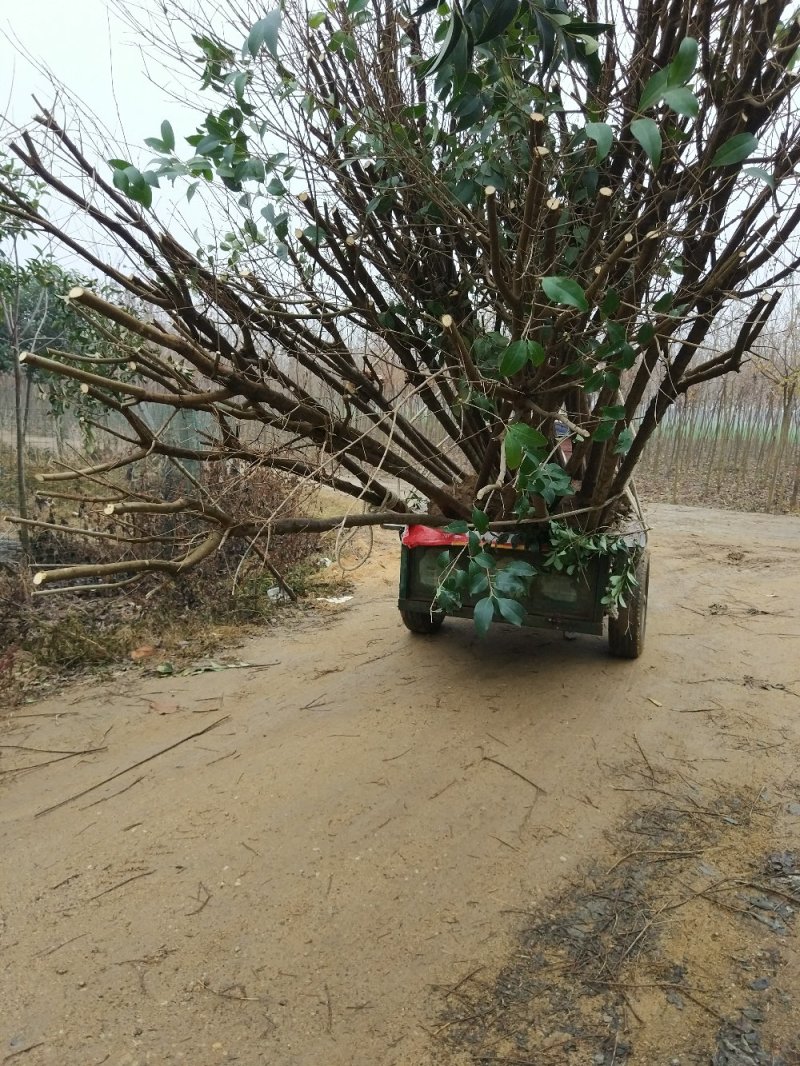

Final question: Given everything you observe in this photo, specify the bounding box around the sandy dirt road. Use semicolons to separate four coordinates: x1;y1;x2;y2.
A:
1;503;799;1066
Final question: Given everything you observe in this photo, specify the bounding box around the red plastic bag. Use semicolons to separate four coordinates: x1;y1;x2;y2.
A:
401;524;466;548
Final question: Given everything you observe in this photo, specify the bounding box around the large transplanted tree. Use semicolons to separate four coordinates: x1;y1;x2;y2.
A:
1;0;799;593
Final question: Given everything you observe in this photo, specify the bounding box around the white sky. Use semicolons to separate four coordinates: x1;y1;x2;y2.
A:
0;1;228;265
0;0;194;151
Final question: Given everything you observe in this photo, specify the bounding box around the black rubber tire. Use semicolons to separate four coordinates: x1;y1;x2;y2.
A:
400;607;445;634
608;550;650;659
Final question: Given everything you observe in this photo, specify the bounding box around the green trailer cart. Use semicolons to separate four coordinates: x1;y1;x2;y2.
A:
397;526;649;659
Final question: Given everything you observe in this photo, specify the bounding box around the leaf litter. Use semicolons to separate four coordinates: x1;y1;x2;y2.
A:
432;783;800;1065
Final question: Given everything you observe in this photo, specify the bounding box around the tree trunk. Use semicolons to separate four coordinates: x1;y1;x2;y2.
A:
767;384;796;512
670;403;688;504
12;339;31;556
21;371;33;442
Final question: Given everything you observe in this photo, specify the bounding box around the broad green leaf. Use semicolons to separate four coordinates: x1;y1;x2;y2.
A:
436;588;461;612
472;551;496;569
504;560;536;578
131;183;152;209
566;18;613;32
161;120;175;152
496;597;526;626
499;340;530;377
536;8;558;70
237;158;266;182
584;368;607;392
422;10;464;77
233;71;249;102
661;87;699;118
328;30;357;61
119;166;153;209
613;345;637;370
308;11;326;28
504;430;523;470
631;118;662;169
448;21;470;82
576;33;600;55
614;428;635;455
636;322;655;346
497;338;545;376
366;193;392;215
494;571;525;597
112;169;130;195
452;569;470;594
196;135;222;155
506;422;548;460
473;596;496;636
585;121;613;162
444;520;469;533
475;0;520;44
471;508;490;534
592;419;616;442
528;341;547;367
468;569;490;596
639;67;669;111
542;276;589;312
743;166;775;190
245;11;281;60
668;38;698;85
711;133;758;167
601;288;621;316
601;404;626;420
453;91;483;122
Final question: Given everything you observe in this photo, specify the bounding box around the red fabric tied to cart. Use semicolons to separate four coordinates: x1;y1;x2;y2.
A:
401;525;467;548
401;525;527;551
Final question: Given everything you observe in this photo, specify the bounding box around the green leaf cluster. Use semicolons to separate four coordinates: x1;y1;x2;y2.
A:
433;532;538;636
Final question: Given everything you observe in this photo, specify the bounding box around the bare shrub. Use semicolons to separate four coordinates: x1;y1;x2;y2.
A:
0;464;324;687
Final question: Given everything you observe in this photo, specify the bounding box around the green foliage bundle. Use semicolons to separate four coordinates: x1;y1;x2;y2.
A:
0;0;798;598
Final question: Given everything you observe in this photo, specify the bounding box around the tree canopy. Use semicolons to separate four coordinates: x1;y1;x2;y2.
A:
0;258;93;371
1;0;799;589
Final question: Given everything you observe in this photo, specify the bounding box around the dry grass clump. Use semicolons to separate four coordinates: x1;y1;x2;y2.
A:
0;463;349;703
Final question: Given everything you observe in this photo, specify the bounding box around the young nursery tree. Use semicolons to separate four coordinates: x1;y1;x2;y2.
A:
1;0;799;590
754;294;800;511
0;162;49;554
0;160;155;553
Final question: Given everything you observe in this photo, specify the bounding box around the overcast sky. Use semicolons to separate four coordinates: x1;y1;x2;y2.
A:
0;1;227;263
0;1;193;150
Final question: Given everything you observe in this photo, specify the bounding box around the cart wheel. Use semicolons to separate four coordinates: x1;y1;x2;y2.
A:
608;550;650;659
400;607;445;634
